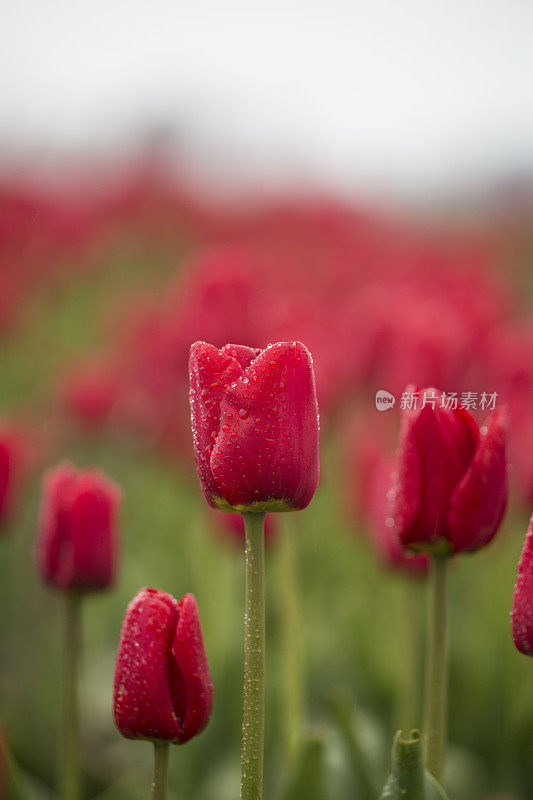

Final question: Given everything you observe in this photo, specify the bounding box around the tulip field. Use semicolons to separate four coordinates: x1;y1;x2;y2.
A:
1;166;533;800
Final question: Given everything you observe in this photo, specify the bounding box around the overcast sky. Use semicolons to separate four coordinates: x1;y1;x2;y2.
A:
1;0;532;199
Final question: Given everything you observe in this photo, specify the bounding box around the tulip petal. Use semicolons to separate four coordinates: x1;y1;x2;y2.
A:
189;341;245;507
511;516;533;656
36;462;78;585
391;406;423;542
210;341;319;511
394;387;478;551
113;588;184;742
64;472;120;590
221;343;261;371
446;408;508;552
171;594;214;743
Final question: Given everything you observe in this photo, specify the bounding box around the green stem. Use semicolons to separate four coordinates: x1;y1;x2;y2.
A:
398;579;424;732
62;594;81;800
240;513;266;800
423;554;450;783
278;515;303;766
150;743;169;800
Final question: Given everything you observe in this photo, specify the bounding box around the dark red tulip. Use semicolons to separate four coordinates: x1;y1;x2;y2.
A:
392;386;507;554
511;515;533;656
189;340;319;512
113;588;213;743
36;462;121;592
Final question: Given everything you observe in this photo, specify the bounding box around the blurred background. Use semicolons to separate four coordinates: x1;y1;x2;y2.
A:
1;2;533;800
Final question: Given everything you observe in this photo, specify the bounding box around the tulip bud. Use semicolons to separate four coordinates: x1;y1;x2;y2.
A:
189;340;319;513
391;386;507;554
511;515;533;656
113;588;213;744
36;461;121;592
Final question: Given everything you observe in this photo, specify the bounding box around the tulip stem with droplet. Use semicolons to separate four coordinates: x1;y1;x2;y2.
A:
62;594;81;800
151;743;169;800
241;512;266;800
423;553;450;783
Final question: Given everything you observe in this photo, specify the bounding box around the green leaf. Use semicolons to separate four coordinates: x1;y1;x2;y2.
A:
282;730;326;800
328;690;379;800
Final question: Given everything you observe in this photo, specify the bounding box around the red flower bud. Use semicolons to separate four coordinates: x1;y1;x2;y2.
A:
113;588;213;744
392;386;507;554
189;340;319;512
36;461;121;592
511;515;533;657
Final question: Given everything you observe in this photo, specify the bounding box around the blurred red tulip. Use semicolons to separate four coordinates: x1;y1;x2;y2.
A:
62;359;120;429
511;515;533;657
113;588;213;743
189;340;319;512
0;423;29;530
36;462;121;592
392;386;508;554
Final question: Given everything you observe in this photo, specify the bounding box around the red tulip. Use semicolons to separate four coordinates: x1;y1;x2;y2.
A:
113;588;213;743
0;424;27;529
36;462;121;592
391;386;507;554
189;340;319;512
511;515;533;657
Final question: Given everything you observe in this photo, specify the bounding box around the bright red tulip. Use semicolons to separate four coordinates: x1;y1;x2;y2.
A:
511;515;533;656
36;462;121;592
189;340;319;512
113;588;213;743
391;386;507;554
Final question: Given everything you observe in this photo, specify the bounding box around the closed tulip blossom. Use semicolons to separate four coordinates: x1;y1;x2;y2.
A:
392;386;508;555
189;340;319;513
36;461;121;593
114;588;213;743
189;339;319;800
114;589;213;800
35;461;121;800
389;386;508;785
511;516;533;657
